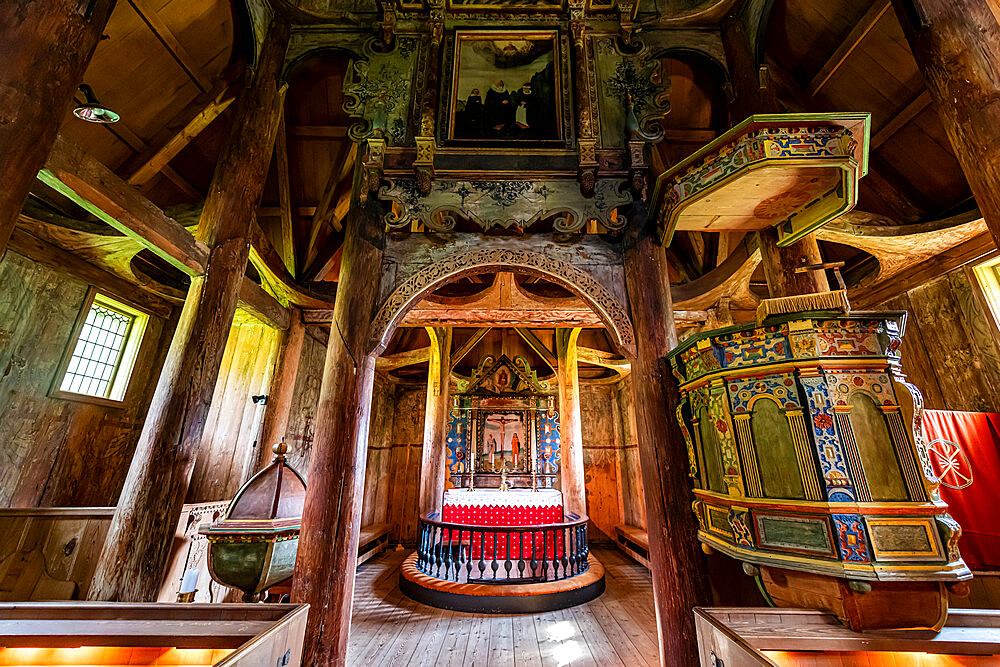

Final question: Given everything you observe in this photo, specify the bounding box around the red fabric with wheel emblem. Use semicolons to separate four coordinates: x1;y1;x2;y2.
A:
923;409;1000;569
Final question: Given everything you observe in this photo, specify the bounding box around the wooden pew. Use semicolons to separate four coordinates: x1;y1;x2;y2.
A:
614;524;650;569
357;523;392;566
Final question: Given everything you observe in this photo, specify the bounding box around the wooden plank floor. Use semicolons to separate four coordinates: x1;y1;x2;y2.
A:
346;546;658;667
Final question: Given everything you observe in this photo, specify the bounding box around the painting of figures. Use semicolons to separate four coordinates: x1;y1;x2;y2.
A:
479;410;529;472
449;32;562;143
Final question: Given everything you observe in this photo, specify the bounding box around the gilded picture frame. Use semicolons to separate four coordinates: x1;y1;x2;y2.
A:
444;30;566;147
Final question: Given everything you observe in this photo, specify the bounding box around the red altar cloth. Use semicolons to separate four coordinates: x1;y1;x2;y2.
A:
922;409;1000;570
441;489;565;560
442;503;563;526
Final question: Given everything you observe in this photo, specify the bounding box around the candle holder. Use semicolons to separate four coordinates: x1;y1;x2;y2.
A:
176;590;197;603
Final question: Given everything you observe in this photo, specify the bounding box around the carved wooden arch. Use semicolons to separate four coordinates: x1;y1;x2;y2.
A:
368;248;636;358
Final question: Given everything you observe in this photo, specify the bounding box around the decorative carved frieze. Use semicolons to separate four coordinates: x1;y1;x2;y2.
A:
368;246;636;356
379;177;631;232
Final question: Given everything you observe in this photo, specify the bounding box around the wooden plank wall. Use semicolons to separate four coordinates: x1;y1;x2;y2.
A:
284;326;328;477
614;376;647;530
359;374;396;530
186;314;282;502
882;266;1000;412
0;252;170;507
382;386;426;546
0;508;113;601
581;384;623;543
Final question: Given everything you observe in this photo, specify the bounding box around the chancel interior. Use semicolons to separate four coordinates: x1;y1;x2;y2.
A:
4;0;1000;665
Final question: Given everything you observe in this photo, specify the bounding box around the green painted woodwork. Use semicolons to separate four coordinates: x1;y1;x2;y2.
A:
848;392;908;501
757;515;832;554
698;408;726;494
211;542;269;592
750;399;806;500
869;523;933;554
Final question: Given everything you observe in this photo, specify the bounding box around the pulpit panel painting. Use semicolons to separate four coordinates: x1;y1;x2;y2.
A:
478;409;529;472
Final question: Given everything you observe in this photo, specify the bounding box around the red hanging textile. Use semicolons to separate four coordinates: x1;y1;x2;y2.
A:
922;409;1000;570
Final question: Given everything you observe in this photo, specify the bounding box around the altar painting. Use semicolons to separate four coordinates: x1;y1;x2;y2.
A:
478;409;529;473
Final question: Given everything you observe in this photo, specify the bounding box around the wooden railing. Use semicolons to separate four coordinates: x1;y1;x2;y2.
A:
416;512;589;584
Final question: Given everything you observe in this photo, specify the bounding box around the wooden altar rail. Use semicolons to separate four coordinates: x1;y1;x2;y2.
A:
416;512;589;584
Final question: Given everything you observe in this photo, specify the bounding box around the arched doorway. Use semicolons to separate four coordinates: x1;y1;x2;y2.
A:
368;247;636;359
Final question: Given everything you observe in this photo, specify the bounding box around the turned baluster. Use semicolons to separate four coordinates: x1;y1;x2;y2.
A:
504;531;512;580
477;529;486;580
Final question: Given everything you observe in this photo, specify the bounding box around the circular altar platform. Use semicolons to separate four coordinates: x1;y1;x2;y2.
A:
399;551;606;613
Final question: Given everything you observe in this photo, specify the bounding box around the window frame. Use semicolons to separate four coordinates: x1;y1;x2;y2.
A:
50;287;151;408
972;255;1000;332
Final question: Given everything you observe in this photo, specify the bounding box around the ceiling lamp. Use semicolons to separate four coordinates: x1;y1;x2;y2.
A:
73;84;119;123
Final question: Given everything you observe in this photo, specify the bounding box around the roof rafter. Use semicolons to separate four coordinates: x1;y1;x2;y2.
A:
127;0;211;92
807;1;891;96
123;82;236;188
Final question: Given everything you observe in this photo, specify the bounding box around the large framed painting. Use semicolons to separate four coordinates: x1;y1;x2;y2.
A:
477;409;530;473
447;31;564;145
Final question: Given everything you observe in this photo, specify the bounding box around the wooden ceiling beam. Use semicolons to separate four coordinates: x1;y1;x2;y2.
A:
42;134;209;276
35;137;304;327
238;278;290;330
124;84;236;188
376;346;432;371
451;327;491;370
302;234;343;281
71;90;203;200
305;141;353;269
577;346;631;375
258;205;317;217
871;90;933;150
127;0;211;92
514;327;558;371
247;218;337;309
275;109;296;277
401;310;604;328
807;1;891;96
9;226;173;318
850;232;996;308
288;125;349;138
868;153;934;215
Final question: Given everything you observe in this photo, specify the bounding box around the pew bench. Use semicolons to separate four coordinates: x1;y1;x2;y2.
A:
358;523;392;566
614;524;650;569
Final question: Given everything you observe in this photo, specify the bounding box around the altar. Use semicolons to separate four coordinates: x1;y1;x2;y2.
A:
441;488;566;560
441;488;563;526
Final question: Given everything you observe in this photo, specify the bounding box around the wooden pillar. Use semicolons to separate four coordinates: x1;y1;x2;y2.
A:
758;227;830;298
418;326;452;515
893;0;1000;246
721;10;829;297
291;198;386;666
555;328;587;516
87;16;289;602
254;306;306;473
0;0;116;258
623;202;711;666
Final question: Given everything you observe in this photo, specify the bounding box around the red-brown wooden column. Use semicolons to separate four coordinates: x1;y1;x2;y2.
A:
623;202;711;666
758;227;830;298
291;198;386;665
721;12;830;290
254;306;306;472
418;326;452;515
88;16;289;602
555;327;587;516
0;0;116;258
893;0;1000;246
